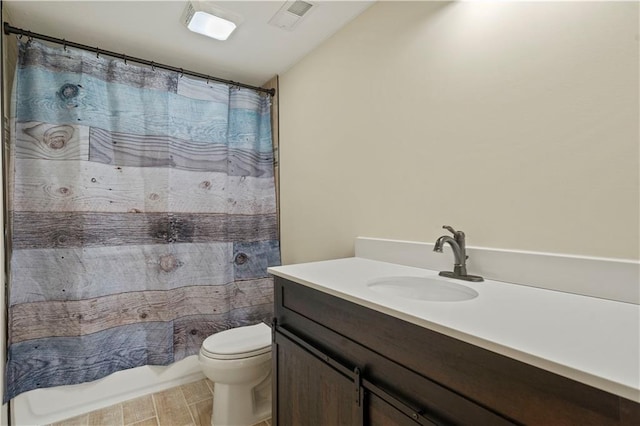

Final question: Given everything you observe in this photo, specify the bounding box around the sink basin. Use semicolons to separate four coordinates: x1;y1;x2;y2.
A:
367;276;479;302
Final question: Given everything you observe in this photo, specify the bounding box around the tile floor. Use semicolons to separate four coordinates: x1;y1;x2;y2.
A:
49;379;271;426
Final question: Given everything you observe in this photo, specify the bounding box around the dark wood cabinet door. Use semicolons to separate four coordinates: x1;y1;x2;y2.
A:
366;390;441;426
367;392;419;426
274;331;360;426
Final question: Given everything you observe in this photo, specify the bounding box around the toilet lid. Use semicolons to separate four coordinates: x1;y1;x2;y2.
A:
201;323;271;360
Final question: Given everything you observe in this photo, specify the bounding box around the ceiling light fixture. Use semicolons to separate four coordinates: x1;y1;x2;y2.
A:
182;1;241;41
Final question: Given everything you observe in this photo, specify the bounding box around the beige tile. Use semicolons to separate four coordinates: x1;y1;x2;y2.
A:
123;395;156;425
51;413;89;426
87;403;123;426
188;399;212;426
205;379;214;394
153;388;195;426
130;418;158;426
180;379;213;405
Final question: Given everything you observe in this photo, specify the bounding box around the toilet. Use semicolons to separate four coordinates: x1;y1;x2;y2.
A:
199;323;272;426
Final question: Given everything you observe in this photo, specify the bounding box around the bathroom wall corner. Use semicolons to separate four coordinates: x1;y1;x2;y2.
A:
1;2;17;423
1;2;8;424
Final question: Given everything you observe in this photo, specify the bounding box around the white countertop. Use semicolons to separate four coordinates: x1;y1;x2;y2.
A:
268;257;640;402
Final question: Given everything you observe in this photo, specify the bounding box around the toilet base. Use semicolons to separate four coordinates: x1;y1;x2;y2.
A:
211;371;271;426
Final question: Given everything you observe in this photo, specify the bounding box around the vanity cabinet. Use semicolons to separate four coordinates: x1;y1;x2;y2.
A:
271;277;640;426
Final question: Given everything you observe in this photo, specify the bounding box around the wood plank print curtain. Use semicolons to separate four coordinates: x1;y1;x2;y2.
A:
5;41;280;401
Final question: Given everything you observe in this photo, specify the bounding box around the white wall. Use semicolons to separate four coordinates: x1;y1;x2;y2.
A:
279;1;639;264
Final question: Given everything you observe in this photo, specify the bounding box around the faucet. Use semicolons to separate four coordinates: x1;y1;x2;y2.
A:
433;225;484;282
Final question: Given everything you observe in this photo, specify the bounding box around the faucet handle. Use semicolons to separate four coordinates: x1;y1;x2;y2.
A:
442;225;465;242
442;225;457;235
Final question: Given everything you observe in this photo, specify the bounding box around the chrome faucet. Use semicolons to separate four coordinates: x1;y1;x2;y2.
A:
433;225;483;282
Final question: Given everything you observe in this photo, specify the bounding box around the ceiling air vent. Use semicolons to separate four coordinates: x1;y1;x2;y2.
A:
268;1;317;31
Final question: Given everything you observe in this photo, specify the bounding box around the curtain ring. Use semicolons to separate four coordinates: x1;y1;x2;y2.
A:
96;48;100;58
179;68;184;78
122;53;127;65
62;39;67;51
151;62;155;71
206;76;209;85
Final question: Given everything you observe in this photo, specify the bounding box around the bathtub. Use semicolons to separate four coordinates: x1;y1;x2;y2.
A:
11;356;203;425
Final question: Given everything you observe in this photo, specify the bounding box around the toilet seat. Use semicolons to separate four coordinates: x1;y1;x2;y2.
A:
201;323;271;360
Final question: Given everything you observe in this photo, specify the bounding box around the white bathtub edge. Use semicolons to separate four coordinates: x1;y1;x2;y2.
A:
11;356;204;426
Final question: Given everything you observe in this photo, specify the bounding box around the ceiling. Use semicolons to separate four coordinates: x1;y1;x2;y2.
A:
3;0;374;87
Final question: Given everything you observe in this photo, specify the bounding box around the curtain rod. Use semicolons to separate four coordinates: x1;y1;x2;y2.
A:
2;22;276;97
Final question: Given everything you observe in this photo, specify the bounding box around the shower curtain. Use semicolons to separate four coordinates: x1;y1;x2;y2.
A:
4;40;280;401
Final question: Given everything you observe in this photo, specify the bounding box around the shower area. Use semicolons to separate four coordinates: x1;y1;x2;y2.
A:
1;21;280;426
